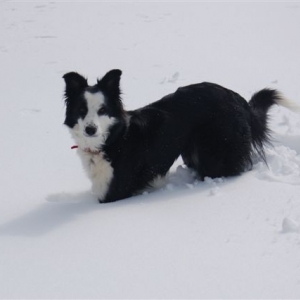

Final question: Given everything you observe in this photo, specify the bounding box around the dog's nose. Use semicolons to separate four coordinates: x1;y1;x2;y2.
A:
85;125;97;136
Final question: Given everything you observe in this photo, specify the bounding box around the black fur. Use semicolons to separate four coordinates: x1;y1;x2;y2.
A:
63;70;282;203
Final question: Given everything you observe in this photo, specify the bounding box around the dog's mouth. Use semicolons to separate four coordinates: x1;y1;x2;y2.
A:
83;133;98;138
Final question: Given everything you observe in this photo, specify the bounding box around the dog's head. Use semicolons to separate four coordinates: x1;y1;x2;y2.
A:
63;69;126;151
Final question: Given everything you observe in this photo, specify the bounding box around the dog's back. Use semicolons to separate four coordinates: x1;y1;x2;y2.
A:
134;83;252;179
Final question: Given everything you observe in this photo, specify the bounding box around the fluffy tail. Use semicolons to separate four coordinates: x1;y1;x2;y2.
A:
249;88;299;162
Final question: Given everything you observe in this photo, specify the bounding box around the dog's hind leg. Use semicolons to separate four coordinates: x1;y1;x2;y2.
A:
182;126;253;180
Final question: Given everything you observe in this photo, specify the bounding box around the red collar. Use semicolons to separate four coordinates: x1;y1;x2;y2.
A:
71;145;101;155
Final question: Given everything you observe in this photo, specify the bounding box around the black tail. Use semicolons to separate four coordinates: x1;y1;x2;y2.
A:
249;88;282;162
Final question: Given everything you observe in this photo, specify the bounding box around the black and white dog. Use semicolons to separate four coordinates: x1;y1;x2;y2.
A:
63;69;291;203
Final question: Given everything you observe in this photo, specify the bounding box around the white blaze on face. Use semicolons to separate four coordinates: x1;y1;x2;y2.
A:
70;91;116;151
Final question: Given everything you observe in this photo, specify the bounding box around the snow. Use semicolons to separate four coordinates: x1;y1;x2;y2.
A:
1;1;300;298
282;217;300;234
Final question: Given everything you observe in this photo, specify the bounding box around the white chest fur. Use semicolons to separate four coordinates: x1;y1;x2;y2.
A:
78;150;113;200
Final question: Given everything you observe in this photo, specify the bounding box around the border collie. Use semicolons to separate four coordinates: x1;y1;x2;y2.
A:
63;69;293;203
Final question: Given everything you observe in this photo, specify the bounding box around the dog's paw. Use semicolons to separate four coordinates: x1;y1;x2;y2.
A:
98;197;117;204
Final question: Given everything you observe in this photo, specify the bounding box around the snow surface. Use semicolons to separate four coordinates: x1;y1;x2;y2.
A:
1;2;300;298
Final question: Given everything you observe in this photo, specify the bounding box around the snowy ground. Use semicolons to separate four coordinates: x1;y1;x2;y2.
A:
0;1;300;298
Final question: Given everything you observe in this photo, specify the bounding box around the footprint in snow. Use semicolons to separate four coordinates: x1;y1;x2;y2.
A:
160;72;180;84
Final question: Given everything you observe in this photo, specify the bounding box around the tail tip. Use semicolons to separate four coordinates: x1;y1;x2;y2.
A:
276;93;300;113
250;88;300;114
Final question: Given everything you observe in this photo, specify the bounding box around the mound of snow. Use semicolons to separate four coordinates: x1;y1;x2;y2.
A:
255;145;300;185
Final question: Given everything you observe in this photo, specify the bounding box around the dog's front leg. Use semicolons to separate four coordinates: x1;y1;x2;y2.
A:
78;150;114;202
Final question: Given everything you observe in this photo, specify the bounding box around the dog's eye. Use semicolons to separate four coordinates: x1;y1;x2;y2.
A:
98;107;106;115
79;107;87;116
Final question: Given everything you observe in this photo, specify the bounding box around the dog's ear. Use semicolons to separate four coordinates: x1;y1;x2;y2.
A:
97;69;122;93
63;72;88;96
